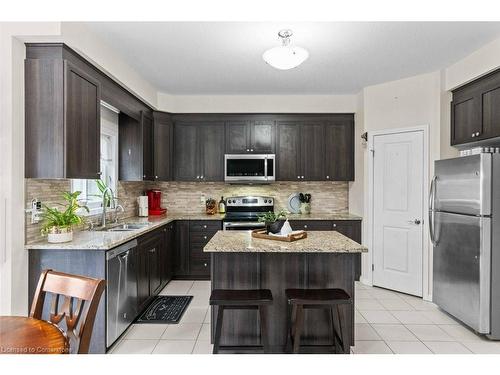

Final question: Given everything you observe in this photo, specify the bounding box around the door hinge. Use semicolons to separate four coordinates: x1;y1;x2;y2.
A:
372;264;374;271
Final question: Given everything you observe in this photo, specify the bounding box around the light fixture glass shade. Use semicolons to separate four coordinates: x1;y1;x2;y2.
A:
262;45;309;70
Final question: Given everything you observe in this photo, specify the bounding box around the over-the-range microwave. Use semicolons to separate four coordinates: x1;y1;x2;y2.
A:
224;154;275;183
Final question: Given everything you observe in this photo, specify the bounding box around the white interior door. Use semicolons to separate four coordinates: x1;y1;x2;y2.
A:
372;130;424;296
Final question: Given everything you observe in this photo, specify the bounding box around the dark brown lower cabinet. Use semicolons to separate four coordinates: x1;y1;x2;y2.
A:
137;231;164;312
290;220;362;280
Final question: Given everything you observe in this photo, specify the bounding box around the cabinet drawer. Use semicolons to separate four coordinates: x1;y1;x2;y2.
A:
190;242;211;259
190;258;210;276
189;220;222;232
289;220;332;231
190;231;217;244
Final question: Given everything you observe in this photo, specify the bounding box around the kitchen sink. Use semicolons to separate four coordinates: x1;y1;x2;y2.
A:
96;223;150;232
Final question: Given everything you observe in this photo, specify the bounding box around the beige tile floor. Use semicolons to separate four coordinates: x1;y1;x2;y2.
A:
109;280;500;354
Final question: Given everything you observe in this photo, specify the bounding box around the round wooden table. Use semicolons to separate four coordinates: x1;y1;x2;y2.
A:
0;316;69;354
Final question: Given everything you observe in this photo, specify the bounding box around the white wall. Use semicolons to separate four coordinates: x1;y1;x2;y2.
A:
157;93;358;113
446;36;500;91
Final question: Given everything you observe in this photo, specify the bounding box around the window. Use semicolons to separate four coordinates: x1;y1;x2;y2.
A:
72;104;119;215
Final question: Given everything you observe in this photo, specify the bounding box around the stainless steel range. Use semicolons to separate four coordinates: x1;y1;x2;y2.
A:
222;196;274;231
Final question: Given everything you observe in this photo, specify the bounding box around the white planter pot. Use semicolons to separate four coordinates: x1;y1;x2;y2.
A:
47;230;73;243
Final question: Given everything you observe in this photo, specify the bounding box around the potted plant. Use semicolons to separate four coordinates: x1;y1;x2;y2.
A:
299;193;311;214
40;191;89;243
258;210;287;234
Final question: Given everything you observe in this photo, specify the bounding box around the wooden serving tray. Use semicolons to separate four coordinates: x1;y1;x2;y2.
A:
251;228;307;242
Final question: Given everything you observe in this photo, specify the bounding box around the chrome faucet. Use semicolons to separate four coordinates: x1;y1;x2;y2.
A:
101;186;115;228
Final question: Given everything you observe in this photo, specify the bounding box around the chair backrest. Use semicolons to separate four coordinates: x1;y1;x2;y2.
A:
30;269;106;354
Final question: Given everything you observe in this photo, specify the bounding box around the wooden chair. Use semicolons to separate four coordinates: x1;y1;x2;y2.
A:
30;269;106;354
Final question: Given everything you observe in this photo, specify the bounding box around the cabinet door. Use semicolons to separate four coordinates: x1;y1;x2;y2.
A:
153;112;172;181
141;112;154;181
225;121;249;153
64;61;101;179
250;120;275;153
300;123;325;181
333;221;362;280
147;238;162;296
174;123;199;181
481;75;500;139
166;223;175;281
200;123;225;181
136;246;149;311
277;122;301;181
451;91;481;145
174;221;190;276
324;120;354;181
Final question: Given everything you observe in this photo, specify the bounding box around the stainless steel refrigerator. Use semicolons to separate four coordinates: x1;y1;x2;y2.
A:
430;153;500;338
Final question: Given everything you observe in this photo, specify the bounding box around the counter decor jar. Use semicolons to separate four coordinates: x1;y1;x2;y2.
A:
205;198;217;215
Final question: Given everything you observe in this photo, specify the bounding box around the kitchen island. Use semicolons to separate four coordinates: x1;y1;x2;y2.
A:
204;230;367;353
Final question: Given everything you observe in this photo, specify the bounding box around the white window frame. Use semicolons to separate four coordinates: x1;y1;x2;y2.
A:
71;104;119;216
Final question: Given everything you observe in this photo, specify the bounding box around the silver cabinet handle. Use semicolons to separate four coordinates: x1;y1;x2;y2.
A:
304;224;308;228
250;149;254;152
302;176;305;179
246;149;250;152
333;223;337;228
143;174;146;178
200;175;204;179
326;175;330;179
204;263;208;267
476;132;480;136
196;175;200;179
203;224;207;228
203;235;207;240
155;175;158;179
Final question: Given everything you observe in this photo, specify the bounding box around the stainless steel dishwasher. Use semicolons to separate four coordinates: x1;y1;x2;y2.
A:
106;239;138;347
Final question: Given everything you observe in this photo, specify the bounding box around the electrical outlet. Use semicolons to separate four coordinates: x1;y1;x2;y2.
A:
31;199;42;224
200;195;206;204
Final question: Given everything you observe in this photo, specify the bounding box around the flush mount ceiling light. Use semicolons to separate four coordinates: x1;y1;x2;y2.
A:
262;29;309;70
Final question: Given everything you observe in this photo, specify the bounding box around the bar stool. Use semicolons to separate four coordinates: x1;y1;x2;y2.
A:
210;289;273;354
285;288;352;354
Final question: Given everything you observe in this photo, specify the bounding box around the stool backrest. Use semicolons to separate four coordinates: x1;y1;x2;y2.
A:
30;269;105;354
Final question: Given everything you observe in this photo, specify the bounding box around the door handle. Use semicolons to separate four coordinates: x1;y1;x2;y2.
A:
408;219;421;225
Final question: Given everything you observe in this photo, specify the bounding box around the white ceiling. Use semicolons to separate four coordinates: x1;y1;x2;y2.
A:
85;22;500;95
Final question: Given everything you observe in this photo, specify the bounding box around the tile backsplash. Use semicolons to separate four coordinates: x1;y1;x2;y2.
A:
25;179;145;244
25;179;348;243
147;181;348;215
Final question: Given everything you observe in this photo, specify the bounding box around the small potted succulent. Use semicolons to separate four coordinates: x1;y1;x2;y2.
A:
299;193;311;214
40;191;89;243
258;210;287;234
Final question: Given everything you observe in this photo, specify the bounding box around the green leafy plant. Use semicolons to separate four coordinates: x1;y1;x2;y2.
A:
40;191;89;235
257;210;287;224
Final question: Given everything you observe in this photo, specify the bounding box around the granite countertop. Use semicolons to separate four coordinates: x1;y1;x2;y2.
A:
203;230;368;253
25;213;226;251
25;211;362;251
286;213;362;221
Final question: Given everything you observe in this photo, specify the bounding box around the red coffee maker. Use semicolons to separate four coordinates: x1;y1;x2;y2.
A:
146;190;167;216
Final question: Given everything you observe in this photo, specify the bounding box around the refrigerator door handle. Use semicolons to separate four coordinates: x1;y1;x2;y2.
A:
429;176;438;246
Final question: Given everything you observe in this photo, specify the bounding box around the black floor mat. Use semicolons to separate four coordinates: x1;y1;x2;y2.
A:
136;296;193;324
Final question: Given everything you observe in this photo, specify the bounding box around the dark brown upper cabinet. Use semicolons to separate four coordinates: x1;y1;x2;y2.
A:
153;111;173;181
277;117;354;181
276;121;325;181
174;121;224;181
324;118;355;181
451;68;500;146
25;59;101;179
119;110;155;181
225;120;275;153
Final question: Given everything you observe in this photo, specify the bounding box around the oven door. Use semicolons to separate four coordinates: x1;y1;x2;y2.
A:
223;221;266;231
224;154;275;183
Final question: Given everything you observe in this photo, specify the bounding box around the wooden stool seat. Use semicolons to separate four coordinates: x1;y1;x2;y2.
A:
286;288;351;305
285;288;352;354
210;289;273;354
210;289;273;306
